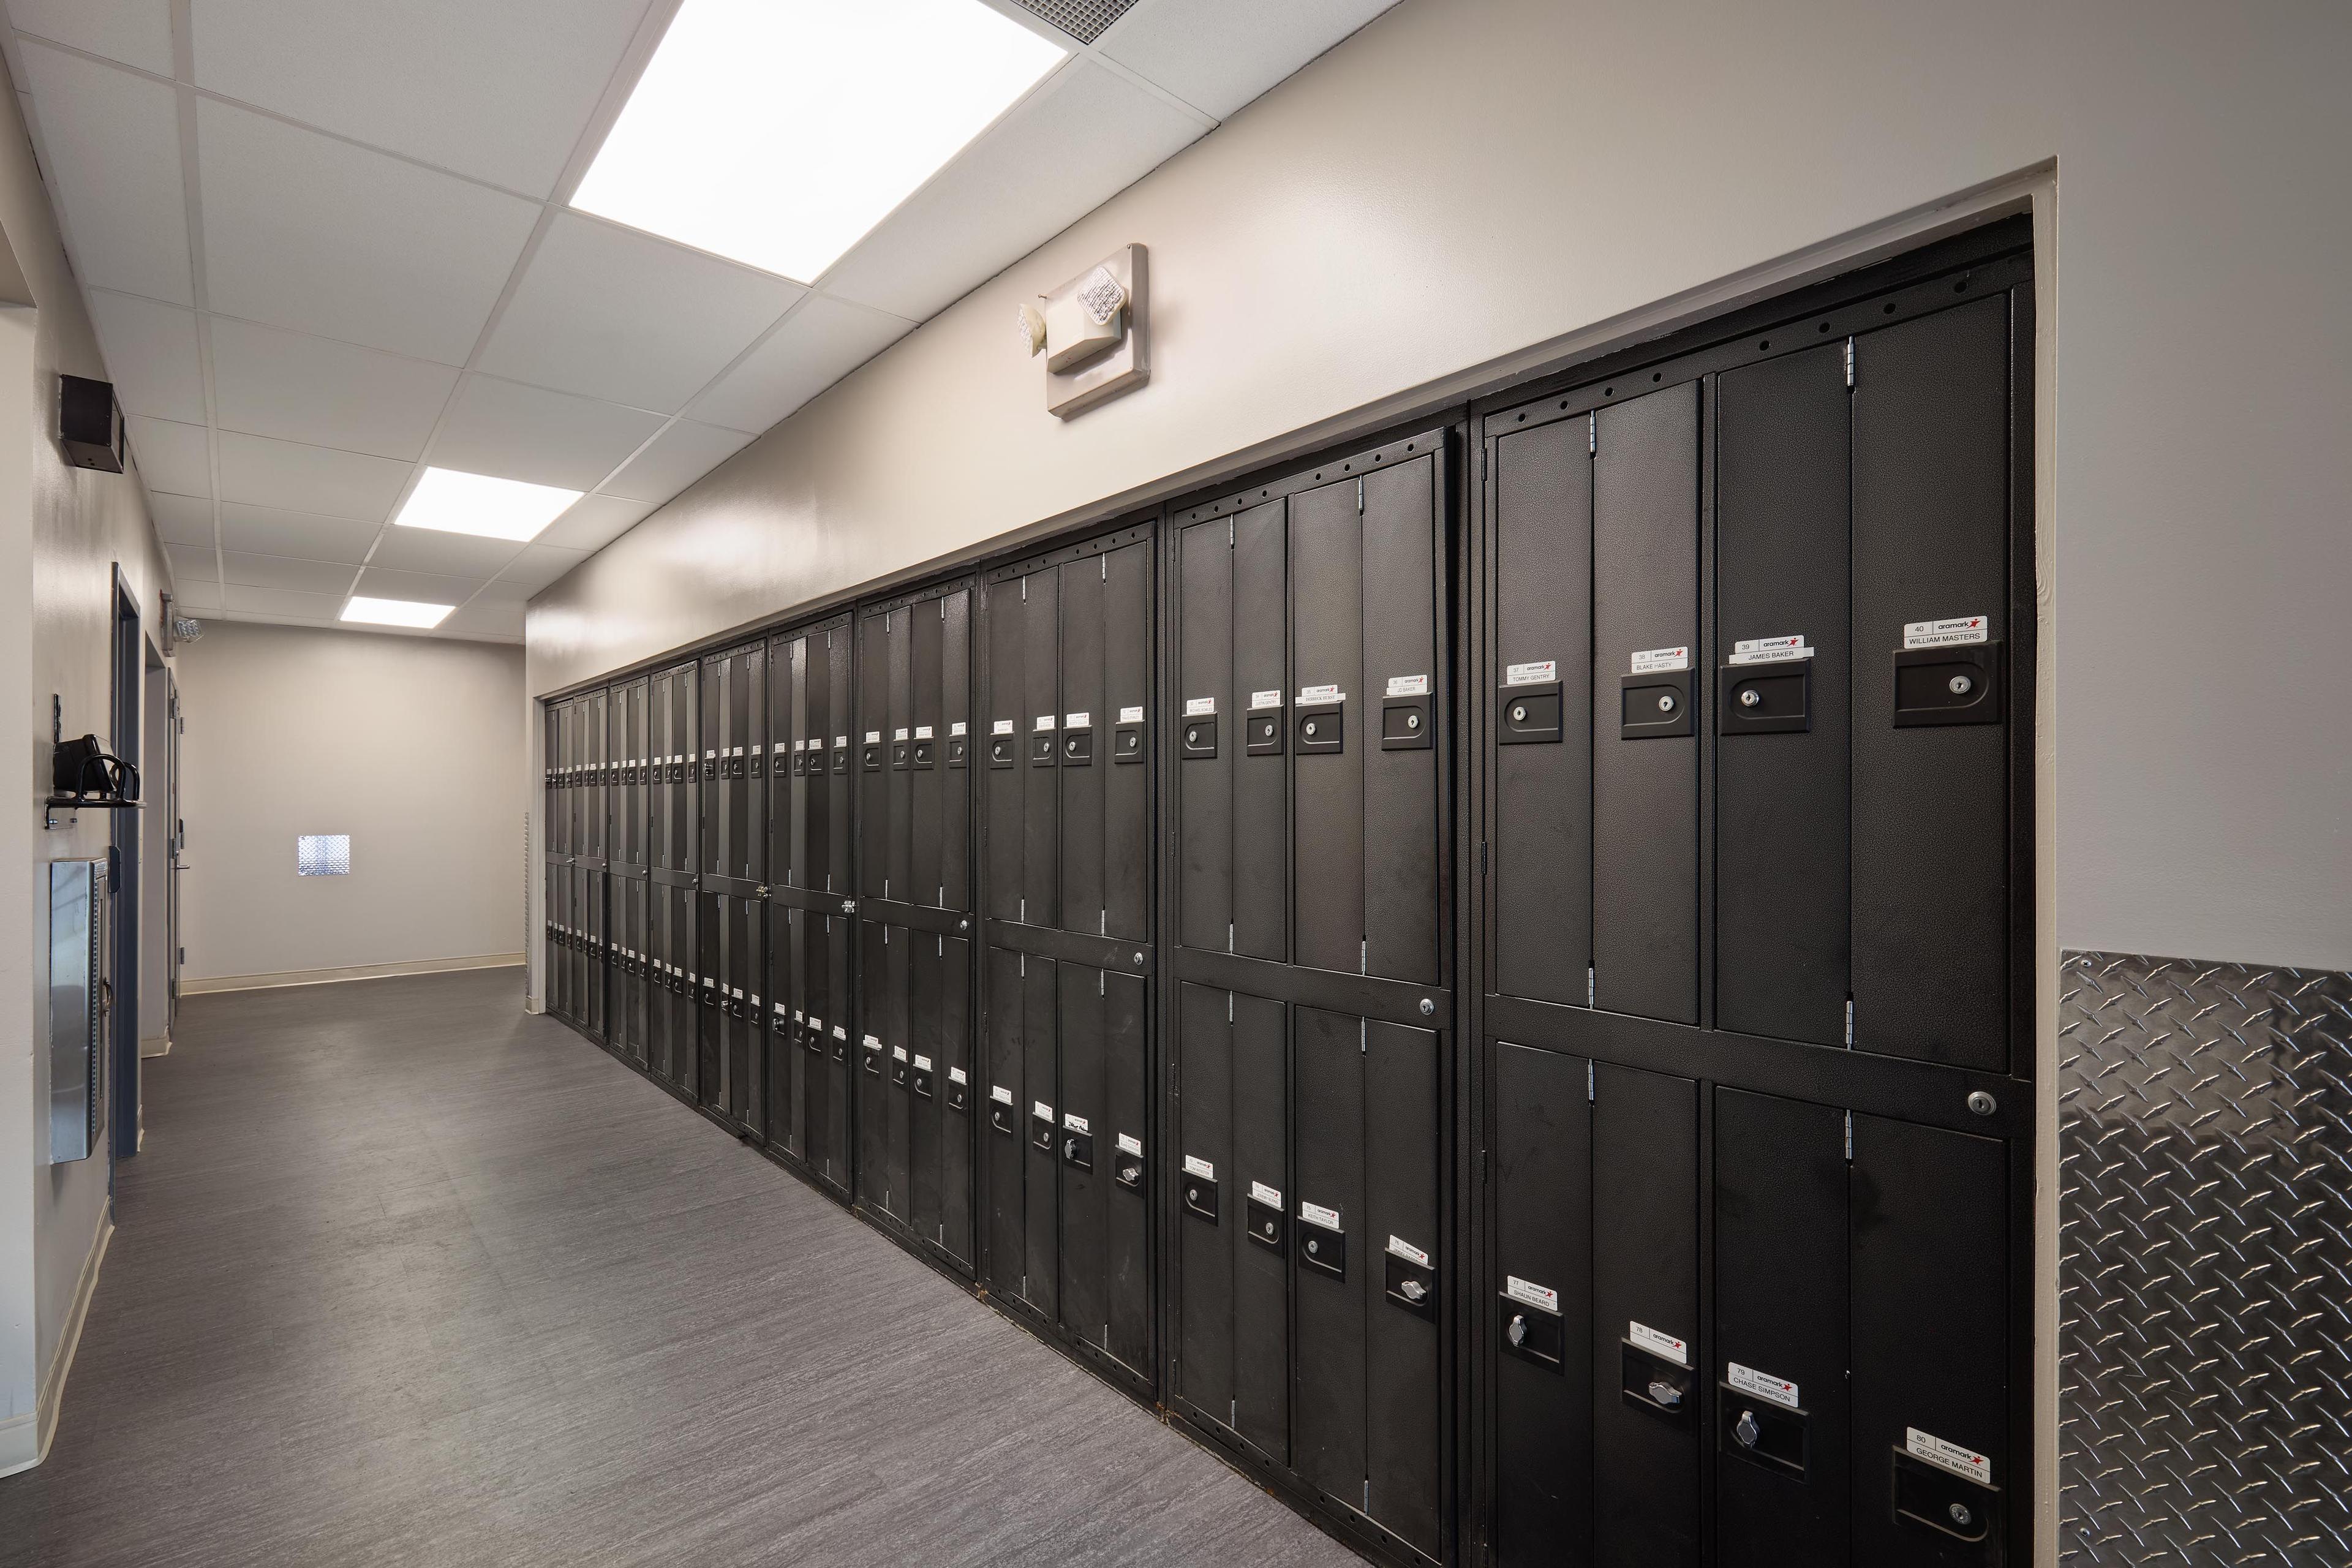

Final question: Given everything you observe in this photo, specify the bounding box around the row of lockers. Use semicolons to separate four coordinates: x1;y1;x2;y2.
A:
540;221;2032;1567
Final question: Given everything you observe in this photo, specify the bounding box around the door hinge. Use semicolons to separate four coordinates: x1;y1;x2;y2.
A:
1356;477;1365;513
1844;338;1855;388
1844;1111;1855;1161
1588;412;1596;454
1844;998;1855;1046
1100;557;1107;581
1020;577;1027;601
1587;1060;1595;1101
1587;966;1596;1007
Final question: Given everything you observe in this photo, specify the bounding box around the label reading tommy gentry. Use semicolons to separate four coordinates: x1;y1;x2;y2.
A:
1727;1361;1800;1409
1629;1321;1689;1367
1387;1235;1432;1267
1903;614;1990;649
1630;646;1690;674
1504;1276;1560;1314
1298;1200;1342;1231
1506;659;1557;687
1183;1154;1215;1180
1906;1427;1993;1485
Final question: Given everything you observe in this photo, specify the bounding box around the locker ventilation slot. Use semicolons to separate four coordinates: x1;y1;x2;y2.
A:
1006;0;1138;43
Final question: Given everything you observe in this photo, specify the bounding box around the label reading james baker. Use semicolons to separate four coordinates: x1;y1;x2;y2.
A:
1728;635;1813;666
1726;1361;1800;1409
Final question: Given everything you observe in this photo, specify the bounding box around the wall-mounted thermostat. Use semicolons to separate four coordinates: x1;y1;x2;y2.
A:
1019;244;1148;419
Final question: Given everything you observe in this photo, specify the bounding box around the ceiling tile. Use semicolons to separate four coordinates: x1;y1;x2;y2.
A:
483;541;588;597
822;60;1202;320
440;600;526;639
164;541;217;582
426;375;663;491
688;294;914;435
366;527;525;580
172;580;222;612
222;582;347;619
207;316;459;459
189;0;652;198
351;564;478;605
219;549;358;594
598;420;752;504
15;42;192;304
127;416;211;496
146;491;214;546
217;501;381;562
195;96;541;363
478;212;804;413
1101;0;1398;119
87;290;206;423
216;429;411;519
535;492;654;553
9;0;174;74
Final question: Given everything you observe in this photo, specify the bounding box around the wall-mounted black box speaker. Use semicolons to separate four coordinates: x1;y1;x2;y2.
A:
60;375;124;472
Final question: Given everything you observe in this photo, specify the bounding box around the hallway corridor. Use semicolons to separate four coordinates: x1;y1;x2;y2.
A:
0;970;1353;1567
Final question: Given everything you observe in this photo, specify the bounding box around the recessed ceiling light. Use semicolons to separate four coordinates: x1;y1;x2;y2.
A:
394;466;581;543
572;0;1066;283
342;596;453;630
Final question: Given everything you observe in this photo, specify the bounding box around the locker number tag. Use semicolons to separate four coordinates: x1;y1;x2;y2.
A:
1728;635;1814;666
1506;660;1557;687
1727;1362;1801;1409
991;1084;1014;1106
1385;673;1430;698
1185;696;1216;717
1250;1180;1284;1207
914;726;932;740
992;720;1014;736
1505;1276;1560;1314
1903;614;1990;649
1065;712;1090;729
864;1035;884;1051
892;1046;908;1061
1183;1155;1215;1179
865;731;881;744
894;728;909;742
1033;1100;1054;1120
1035;715;1055;731
1117;1133;1144;1156
1387;1235;1432;1267
948;1067;967;1085
913;1054;931;1071
1629;1321;1689;1366
834;736;848;747
1250;690;1283;710
833;1025;848;1039
1297;684;1343;704
1906;1427;1992;1485
1630;646;1690;673
1063;1112;1090;1133
1118;706;1144;724
1298;1200;1342;1231
950;722;967;737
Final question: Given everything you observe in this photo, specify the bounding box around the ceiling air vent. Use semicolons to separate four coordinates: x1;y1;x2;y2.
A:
1008;0;1139;45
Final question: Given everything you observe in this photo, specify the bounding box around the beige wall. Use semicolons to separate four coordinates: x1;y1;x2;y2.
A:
175;620;524;984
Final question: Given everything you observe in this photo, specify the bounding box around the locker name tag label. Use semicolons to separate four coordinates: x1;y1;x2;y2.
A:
949;722;967;736
833;1025;848;1039
1250;1180;1284;1207
1183;1155;1215;1179
992;720;1014;736
913;1054;931;1070
1630;646;1690;674
865;731;881;744
864;1035;883;1051
1185;696;1216;716
834;736;848;747
914;725;933;739
1727;1362;1801;1409
991;1084;1014;1105
1728;635;1814;666
1033;1101;1054;1120
894;728;909;741
1250;690;1283;710
1505;1276;1560;1315
948;1067;967;1084
1035;715;1056;731
1063;1112;1090;1133
1065;712;1090;728
1629;1321;1689;1366
1385;673;1430;698
1906;1428;1992;1484
1387;1235;1431;1267
1117;1133;1144;1156
1298;1200;1343;1231
1297;684;1344;704
1903;614;1990;649
1506;660;1557;687
892;1046;908;1061
1118;706;1144;723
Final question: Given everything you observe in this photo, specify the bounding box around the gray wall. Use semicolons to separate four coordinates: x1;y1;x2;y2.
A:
176;621;525;984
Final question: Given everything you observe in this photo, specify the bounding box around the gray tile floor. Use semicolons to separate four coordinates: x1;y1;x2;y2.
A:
0;969;1358;1567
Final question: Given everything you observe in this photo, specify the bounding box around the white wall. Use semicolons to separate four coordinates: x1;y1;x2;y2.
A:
175;620;524;984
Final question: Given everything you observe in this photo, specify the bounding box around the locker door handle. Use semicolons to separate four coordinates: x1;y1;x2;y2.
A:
1499;681;1563;744
1649;1381;1684;1408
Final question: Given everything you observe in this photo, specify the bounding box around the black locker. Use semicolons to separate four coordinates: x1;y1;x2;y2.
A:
611;873;647;1065
1231;503;1286;959
545;856;568;1020
1177;519;1232;953
579;689;606;867
986;944;1028;1304
1176;981;1235;1436
1020;953;1058;1320
1288;483;1363;977
699;643;764;889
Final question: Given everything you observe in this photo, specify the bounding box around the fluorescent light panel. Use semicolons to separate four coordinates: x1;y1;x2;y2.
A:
342;596;453;629
394;466;581;542
573;0;1066;282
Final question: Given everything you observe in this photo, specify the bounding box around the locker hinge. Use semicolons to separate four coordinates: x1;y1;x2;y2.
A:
1844;998;1855;1046
1588;412;1596;454
1587;966;1596;1006
1356;478;1365;513
1101;557;1108;581
1227;922;1234;954
1844;1111;1855;1161
1020;578;1027;601
1844;338;1855;388
1587;1060;1595;1101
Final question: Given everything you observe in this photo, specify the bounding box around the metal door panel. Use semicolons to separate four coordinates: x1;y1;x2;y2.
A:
822;913;852;1190
1851;300;2010;1071
696;890;723;1103
1021;570;1060;929
1492;420;1591;1006
1231;990;1289;1463
1491;1040;1593;1566
1289;483;1364;976
940;590;972;911
860;614;890;900
912;602;943;905
1232;500;1287;960
1592;385;1700;1023
1176;982;1234;1430
1058;961;1107;1347
742;646;767;883
769;904;801;1158
1593;1063;1701;1567
859;918;889;1208
911;932;943;1238
986;945;1027;1297
827;631;851;895
1060;560;1106;933
940;933;973;1268
582;690;605;864
802;636;827;891
987;579;1025;922
1021;952;1059;1317
1102;545;1149;942
883;922;910;1217
1361;457;1440;985
769;640;794;886
698;657;723;879
1714;1087;1850;1567
1714;347;1852;1047
886;611;914;903
1177;519;1232;951
1363;1019;1441;1556
1103;967;1148;1373
1292;1005;1366;1507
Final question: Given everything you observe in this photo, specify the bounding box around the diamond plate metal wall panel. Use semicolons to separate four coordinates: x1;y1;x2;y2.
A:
2059;951;2352;1566
1008;0;1139;45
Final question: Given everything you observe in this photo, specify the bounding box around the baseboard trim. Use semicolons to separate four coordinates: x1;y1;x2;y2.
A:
0;1197;111;1477
138;1032;171;1058
183;952;524;995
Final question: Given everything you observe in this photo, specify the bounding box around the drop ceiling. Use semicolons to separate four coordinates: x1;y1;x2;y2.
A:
2;0;1398;643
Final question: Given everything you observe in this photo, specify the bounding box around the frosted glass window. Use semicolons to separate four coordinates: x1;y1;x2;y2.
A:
296;835;351;876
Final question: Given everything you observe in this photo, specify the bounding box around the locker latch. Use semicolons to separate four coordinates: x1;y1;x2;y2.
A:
1500;1283;1564;1369
1112;722;1144;764
1180;714;1218;759
991;1101;1017;1136
862;742;884;772
1295;703;1344;756
890;740;910;770
945;736;967;767
1181;1168;1220;1222
748;753;764;780
1030;728;1059;767
1719;1392;1808;1479
1621;1340;1694;1416
1061;1125;1093;1170
912;1058;933;1098
1380;698;1432;750
1499;680;1563;744
1893;641;2002;727
989;735;1016;769
1619;671;1694;740
946;1075;968;1112
890;1050;908;1087
911;739;935;769
1246;1190;1286;1255
832;745;851;774
1031;1107;1057;1150
1891;1447;1998;1546
1384;1245;1436;1321
1245;708;1283;756
1718;663;1810;734
1298;1212;1346;1279
1062;728;1093;766
1114;1139;1143;1188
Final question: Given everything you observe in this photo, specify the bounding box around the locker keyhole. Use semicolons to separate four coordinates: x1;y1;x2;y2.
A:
1738;688;1762;708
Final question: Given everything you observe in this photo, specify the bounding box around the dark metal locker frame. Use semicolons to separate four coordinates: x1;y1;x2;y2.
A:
1463;219;2036;1568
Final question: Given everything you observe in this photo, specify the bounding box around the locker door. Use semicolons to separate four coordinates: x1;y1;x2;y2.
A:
1058;962;1106;1348
1290;484;1364;976
938;934;973;1268
1102;546;1149;943
545;859;566;1019
585;869;607;1038
1593;1064;1701;1566
698;660;722;878
582;692;605;864
1714;1088;1850;1567
1020;954;1059;1317
1592;386;1700;1023
769;904;799;1159
1362;1019;1440;1555
1715;347;1851;1047
1293;1006;1366;1506
1177;519;1231;952
940;590;972;911
1361;457;1440;984
742;646;767;884
911;603;943;907
804;636;832;892
647;674;668;872
1851;300;2011;1070
1231;502;1287;960
986;579;1025;923
859;918;889;1205
1020;570;1060;929
1102;968;1148;1373
647;884;668;1078
886;924;911;1217
986;945;1027;1299
1850;1116;2007;1566
551;701;570;857
1177;982;1235;1433
823;914;852;1189
678;661;701;878
617;878;645;1062
1059;559;1106;935
886;611;913;903
697;891;722;1105
860;615;889;900
827;628;853;895
910;932;942;1239
769;640;795;889
737;899;765;1131
1491;418;1591;1006
1490;1041;1593;1566
1231;990;1289;1463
